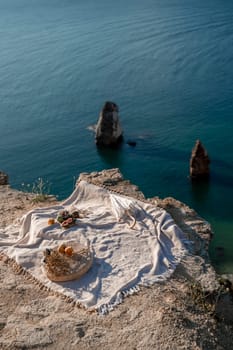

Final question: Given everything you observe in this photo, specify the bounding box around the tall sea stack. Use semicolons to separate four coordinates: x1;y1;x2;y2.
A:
95;101;123;147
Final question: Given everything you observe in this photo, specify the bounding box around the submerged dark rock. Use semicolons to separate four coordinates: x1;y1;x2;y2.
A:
126;140;137;147
95;101;123;147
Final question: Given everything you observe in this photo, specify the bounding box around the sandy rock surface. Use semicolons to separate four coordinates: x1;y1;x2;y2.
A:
0;169;233;350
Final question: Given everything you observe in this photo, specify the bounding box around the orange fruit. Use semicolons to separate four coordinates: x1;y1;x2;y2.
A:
58;244;66;254
48;218;55;225
65;246;74;256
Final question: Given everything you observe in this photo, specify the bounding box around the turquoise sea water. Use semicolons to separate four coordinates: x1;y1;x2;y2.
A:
0;0;232;273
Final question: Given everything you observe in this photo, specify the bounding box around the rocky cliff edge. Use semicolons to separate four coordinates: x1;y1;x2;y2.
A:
0;168;232;350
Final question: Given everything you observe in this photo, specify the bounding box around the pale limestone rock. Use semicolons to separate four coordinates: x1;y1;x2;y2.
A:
0;168;233;350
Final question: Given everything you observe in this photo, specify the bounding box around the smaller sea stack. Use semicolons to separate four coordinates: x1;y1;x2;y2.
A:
190;140;210;180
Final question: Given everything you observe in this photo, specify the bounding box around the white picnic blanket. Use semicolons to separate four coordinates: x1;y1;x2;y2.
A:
0;180;187;313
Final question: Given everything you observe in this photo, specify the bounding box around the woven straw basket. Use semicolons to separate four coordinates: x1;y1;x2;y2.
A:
43;242;93;282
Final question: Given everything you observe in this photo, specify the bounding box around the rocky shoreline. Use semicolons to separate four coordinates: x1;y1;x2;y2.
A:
0;168;233;350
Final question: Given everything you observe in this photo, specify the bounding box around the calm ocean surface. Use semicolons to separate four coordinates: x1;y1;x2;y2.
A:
0;0;232;273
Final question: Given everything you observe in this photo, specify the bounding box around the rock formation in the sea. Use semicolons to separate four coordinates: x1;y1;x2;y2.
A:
0;171;8;185
95;101;123;147
190;140;210;179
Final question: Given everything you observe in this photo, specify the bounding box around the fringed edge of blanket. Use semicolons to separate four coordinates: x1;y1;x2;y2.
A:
0;245;189;316
0;251;97;314
0;249;140;315
97;243;190;315
97;271;175;315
